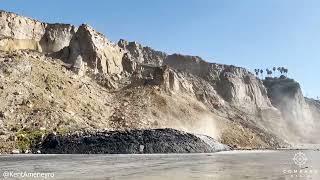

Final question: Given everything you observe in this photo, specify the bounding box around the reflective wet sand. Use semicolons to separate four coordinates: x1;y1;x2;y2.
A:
0;150;319;180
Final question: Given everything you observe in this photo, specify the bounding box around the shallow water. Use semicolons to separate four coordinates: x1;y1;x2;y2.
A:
0;150;319;180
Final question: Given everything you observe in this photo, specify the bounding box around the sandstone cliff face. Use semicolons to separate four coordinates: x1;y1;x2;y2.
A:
163;54;273;114
305;98;320;143
0;11;75;53
3;10;320;152
263;77;316;143
118;39;166;67
0;38;41;52
68;24;123;75
40;24;76;53
0;10;45;40
119;50;286;147
306;98;320;121
0;11;124;76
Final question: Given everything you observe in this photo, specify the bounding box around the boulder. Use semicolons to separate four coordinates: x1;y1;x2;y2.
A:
11;149;20;154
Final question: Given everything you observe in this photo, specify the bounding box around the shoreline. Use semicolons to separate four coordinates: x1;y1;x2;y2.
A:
2;148;319;156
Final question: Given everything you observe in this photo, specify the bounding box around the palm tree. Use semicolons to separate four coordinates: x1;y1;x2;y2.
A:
284;68;288;76
278;67;285;75
269;69;273;77
260;69;264;79
277;67;282;75
266;69;273;77
254;69;259;76
273;67;276;77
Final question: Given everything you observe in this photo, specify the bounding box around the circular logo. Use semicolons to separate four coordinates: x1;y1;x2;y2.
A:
293;152;308;167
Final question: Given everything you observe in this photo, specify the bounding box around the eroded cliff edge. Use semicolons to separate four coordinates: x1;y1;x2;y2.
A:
0;10;318;153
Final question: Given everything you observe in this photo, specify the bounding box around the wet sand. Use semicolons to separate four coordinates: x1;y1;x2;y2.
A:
0;150;319;180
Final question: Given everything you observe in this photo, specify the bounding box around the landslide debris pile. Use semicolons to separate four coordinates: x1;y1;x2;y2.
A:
38;128;230;154
0;10;318;153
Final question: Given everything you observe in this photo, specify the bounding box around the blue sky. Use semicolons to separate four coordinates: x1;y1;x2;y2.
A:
1;0;319;98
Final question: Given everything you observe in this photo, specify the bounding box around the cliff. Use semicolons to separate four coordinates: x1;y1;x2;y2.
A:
263;77;317;143
0;10;318;153
0;10;76;53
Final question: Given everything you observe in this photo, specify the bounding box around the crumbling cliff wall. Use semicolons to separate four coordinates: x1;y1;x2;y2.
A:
263;77;316;143
1;10;318;151
0;11;76;54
